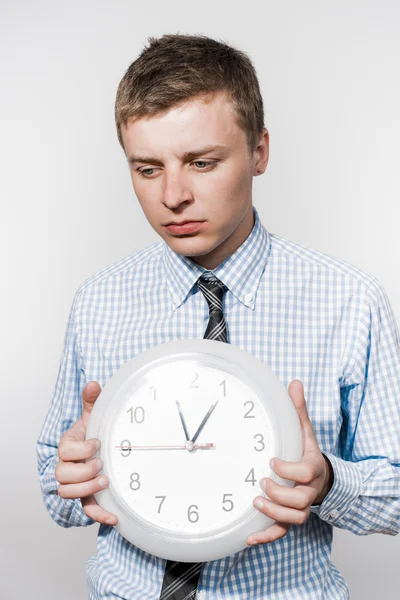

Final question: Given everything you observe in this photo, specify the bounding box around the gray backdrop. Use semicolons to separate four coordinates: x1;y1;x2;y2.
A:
1;1;399;598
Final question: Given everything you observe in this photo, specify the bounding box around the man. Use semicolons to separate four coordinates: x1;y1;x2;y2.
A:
37;33;400;599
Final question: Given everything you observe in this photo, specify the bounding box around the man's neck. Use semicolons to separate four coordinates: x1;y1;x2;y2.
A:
190;206;255;270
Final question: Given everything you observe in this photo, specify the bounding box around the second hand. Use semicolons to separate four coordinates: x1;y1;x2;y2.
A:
115;442;215;451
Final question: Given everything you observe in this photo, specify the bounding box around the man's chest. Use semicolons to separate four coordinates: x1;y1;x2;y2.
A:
78;282;350;453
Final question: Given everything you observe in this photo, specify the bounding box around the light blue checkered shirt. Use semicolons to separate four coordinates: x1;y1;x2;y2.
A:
37;207;400;599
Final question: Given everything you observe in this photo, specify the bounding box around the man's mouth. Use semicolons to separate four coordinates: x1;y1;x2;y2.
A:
164;221;205;235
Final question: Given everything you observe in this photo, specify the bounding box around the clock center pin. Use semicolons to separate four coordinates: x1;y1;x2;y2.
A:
185;441;195;452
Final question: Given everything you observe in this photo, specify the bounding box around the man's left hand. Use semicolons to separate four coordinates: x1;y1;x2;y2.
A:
247;379;334;546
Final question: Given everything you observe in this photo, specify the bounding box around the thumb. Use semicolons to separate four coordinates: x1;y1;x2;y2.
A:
81;380;102;427
288;379;317;451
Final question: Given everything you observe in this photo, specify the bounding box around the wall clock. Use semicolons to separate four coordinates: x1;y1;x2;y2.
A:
86;339;302;562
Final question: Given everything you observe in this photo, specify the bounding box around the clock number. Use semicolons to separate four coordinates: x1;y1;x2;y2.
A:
150;386;157;401
189;372;199;388
245;468;256;486
127;406;145;424
129;472;141;491
253;433;265;451
244;401;255;418
188;504;199;523
120;439;132;457
219;379;226;397
155;495;166;513
222;493;234;512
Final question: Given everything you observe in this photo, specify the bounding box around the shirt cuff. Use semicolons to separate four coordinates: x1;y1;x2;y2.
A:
310;451;363;525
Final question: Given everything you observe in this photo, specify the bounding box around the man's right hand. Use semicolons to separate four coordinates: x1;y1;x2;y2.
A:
55;380;118;526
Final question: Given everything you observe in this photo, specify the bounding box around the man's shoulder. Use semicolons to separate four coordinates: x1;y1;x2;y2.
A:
269;231;376;290
75;241;164;298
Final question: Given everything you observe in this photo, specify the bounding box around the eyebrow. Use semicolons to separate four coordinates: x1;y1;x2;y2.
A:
127;144;228;167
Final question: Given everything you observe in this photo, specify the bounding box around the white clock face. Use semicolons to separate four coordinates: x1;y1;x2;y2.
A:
104;357;276;537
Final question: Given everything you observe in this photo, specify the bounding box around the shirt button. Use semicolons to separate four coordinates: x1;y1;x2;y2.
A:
244;293;253;302
197;591;206;600
329;509;339;519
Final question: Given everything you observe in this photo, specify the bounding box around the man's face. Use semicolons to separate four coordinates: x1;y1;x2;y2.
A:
121;91;268;269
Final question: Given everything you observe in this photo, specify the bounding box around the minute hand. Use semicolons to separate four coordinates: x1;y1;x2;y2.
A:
191;400;219;443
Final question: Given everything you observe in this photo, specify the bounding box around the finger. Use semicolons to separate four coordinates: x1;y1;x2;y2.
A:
59;418;87;444
253;496;310;526
247;521;291;545
58;435;101;462
270;457;318;485
82;495;118;526
288;380;317;448
56;457;103;485
58;474;109;500
81;381;102;427
260;478;313;510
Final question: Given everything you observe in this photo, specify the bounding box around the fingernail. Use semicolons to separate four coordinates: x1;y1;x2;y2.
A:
259;478;267;492
95;439;101;451
254;499;264;510
269;458;275;470
98;476;107;488
106;517;115;525
96;459;103;472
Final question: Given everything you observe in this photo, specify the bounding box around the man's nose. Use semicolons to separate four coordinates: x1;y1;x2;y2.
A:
162;171;194;209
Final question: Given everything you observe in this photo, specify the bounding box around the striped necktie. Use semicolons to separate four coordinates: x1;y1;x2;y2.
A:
196;275;228;342
159;275;228;600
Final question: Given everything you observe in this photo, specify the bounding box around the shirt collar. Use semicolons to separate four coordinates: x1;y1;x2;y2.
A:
162;206;271;311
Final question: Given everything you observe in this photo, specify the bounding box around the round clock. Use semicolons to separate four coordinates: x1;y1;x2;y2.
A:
86;339;302;562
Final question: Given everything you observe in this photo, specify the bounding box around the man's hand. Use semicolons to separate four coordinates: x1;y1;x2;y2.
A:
55;381;118;526
247;379;334;546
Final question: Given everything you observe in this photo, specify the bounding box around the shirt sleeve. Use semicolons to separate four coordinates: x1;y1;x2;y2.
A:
36;288;95;528
310;277;400;536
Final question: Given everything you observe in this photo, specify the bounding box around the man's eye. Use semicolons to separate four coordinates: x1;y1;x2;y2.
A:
193;161;215;169
137;161;218;178
137;168;157;178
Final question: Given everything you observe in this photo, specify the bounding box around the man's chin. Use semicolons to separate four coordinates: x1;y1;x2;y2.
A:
164;235;217;258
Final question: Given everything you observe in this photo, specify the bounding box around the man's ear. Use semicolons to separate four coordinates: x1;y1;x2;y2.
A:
253;128;269;176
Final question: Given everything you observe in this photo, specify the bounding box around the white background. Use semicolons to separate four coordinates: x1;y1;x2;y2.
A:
1;1;399;598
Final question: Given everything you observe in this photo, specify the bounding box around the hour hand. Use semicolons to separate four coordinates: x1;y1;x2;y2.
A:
175;400;190;441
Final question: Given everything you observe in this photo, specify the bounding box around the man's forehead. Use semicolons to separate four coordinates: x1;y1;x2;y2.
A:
122;95;243;160
126;92;237;129
124;91;237;132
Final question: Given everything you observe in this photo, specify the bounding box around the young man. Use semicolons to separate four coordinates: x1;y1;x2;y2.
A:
37;34;400;599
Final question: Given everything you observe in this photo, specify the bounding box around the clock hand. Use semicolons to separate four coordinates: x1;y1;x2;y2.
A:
191;400;219;443
115;443;215;450
175;400;190;441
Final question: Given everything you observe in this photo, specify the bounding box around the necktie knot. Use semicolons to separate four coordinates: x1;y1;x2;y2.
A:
196;275;227;307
